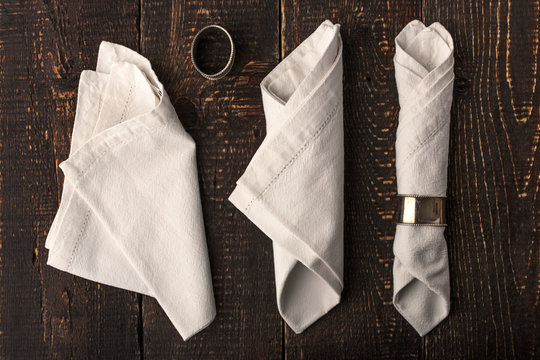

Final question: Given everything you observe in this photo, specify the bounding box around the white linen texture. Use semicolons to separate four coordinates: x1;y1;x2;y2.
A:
229;20;344;333
45;42;216;340
393;20;454;336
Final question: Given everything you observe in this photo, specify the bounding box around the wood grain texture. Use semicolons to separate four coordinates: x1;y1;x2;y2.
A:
0;0;537;358
0;1;142;359
421;1;539;359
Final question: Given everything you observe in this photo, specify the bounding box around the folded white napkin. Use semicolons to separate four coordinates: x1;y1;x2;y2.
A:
45;42;216;340
229;20;343;333
393;20;454;336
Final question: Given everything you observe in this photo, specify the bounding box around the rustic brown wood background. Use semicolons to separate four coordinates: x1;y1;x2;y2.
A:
0;0;538;358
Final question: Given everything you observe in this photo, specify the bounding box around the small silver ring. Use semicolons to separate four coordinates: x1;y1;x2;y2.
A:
191;25;235;81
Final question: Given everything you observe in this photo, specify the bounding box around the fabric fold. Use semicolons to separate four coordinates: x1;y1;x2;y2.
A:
46;41;216;340
229;20;344;333
392;20;454;336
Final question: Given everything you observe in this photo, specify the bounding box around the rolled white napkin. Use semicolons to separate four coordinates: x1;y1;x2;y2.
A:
46;42;216;340
393;20;454;336
229;20;343;333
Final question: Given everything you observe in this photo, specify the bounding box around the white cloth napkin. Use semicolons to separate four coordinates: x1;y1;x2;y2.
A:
393;20;454;336
45;42;216;340
229;20;343;333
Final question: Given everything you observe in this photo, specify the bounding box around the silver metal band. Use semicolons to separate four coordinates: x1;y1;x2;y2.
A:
191;25;235;81
398;195;447;226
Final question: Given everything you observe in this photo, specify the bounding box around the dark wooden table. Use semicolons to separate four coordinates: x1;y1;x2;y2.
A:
1;0;538;358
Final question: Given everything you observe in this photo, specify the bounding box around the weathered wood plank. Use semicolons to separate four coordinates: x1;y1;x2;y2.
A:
0;0;538;358
0;1;142;358
139;0;283;358
421;1;540;359
280;1;423;358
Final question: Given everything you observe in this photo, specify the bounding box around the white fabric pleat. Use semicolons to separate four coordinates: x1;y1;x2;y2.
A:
46;42;216;340
229;20;344;333
393;20;454;336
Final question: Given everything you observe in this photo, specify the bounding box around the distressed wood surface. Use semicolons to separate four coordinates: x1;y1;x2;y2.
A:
0;1;142;359
0;0;538;359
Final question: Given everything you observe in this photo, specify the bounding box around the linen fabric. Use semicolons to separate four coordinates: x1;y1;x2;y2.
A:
45;42;216;340
229;20;344;333
393;20;454;336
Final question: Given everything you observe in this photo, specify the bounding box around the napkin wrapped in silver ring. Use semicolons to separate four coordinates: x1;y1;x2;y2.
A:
392;20;454;336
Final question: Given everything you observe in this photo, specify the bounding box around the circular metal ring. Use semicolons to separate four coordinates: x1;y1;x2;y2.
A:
191;25;235;81
397;195;447;226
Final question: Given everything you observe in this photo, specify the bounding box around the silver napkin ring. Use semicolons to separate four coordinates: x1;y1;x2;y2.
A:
191;25;235;81
398;195;447;226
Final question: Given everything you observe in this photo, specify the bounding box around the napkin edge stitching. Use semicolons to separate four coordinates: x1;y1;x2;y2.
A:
70;121;168;184
66;209;91;271
243;104;338;212
398;118;450;167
